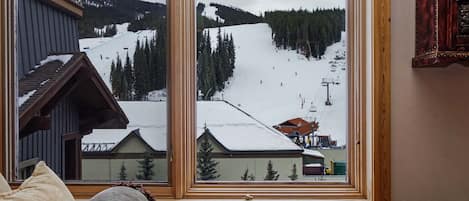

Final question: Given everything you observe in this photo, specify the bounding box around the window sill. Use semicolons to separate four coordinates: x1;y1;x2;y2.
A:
78;199;369;201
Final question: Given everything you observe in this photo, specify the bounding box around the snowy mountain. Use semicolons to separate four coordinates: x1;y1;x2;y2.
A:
80;23;156;90
80;22;347;145
205;24;347;146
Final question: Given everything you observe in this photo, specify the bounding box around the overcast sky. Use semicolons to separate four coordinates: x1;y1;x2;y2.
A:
197;0;345;15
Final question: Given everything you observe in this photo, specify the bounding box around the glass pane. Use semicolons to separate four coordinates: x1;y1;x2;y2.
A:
16;0;168;183
196;0;347;182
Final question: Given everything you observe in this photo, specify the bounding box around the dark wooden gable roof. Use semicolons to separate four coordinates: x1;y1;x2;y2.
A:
19;52;129;137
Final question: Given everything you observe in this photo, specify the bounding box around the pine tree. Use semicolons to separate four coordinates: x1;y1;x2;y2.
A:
136;152;154;180
264;160;280;181
110;60;116;94
134;40;146;100
123;52;134;100
288;164;298;181
241;168;255;181
241;168;249;181
197;128;220;180
119;162;127;180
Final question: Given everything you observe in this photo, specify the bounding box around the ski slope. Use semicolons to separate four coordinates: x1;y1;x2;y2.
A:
79;22;347;146
206;23;347;145
79;23;156;90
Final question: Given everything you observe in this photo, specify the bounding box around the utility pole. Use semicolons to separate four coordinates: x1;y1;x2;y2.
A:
321;77;340;106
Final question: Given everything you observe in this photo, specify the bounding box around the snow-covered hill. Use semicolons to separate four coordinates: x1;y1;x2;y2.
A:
79;23;156;90
79;22;347;146
205;23;347;145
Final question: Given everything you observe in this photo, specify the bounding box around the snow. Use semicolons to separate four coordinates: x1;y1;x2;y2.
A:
198;2;225;23
304;163;323;168
34;54;74;69
197;101;301;151
205;23;347;146
83;101;167;151
302;149;325;158
84;101;302;152
18;90;37;107
197;0;345;16
39;79;50;86
147;89;167;101
79;23;156;90
139;0;166;4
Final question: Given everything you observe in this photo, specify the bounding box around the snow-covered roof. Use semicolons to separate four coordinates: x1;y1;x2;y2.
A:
83;101;302;152
82;101;167;152
302;149;324;158
304;163;323;168
18;90;37;107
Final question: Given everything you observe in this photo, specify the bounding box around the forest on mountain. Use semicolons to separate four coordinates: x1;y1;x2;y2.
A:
79;0;165;38
197;28;236;100
110;22;167;101
264;9;345;59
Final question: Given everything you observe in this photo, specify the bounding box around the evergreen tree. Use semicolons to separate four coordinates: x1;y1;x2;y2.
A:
288;164;298;181
136;152;155;180
123;52;134;100
264;160;280;181
134;40;146;100
119;162;127;180
241;168;255;181
111;55;124;99
197;128;220;180
241;168;249;181
264;9;345;58
110;60;116;93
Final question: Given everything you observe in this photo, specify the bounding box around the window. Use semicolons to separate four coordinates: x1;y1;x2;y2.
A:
0;0;391;200
195;0;348;183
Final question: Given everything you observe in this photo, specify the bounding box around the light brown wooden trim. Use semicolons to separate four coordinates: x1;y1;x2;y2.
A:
168;0;197;198
178;0;369;199
0;0;392;199
372;0;391;201
67;185;173;199
0;0;174;198
0;0;16;181
41;0;84;18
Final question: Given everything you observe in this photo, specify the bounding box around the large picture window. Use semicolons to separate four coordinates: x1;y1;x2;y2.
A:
0;0;387;199
195;0;348;183
15;0;169;184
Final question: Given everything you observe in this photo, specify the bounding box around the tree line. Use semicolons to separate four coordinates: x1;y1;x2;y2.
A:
264;8;345;59
197;27;236;100
110;23;167;101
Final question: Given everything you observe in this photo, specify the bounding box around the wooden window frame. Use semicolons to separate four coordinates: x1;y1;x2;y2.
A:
0;0;391;200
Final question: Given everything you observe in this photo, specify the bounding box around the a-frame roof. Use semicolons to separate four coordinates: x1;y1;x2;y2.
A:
19;53;128;136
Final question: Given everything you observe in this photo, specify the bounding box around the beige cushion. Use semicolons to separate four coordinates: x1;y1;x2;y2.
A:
0;161;74;201
0;173;11;193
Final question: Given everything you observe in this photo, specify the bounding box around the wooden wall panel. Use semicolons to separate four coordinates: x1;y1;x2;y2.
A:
373;0;391;201
16;0;80;80
19;96;80;179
